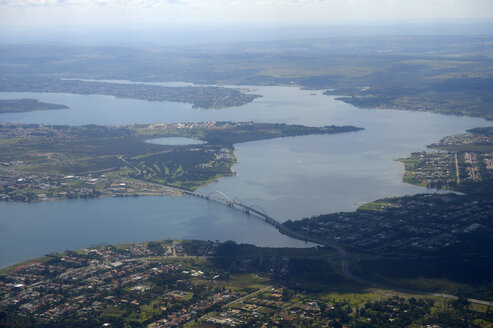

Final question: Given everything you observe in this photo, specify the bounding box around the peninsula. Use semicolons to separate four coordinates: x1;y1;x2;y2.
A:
398;127;493;192
0;99;69;113
0;122;363;202
0;78;260;109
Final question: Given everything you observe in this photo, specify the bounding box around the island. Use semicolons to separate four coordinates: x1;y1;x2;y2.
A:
0;99;69;113
0;122;363;202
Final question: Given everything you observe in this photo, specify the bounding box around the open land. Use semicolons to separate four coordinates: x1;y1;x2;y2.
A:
0;122;362;202
1;240;491;328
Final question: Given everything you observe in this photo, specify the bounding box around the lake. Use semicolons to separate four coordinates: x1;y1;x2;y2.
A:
0;85;492;267
146;137;205;146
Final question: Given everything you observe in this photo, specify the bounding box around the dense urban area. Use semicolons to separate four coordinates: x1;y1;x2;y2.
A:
285;193;493;255
399;128;493;190
2;240;491;328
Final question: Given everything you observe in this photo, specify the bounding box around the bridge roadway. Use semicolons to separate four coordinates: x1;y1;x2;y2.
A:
179;189;493;306
182;190;282;228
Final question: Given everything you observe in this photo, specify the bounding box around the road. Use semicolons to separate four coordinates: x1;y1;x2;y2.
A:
193;285;273;323
288;231;493;306
221;285;273;309
455;152;461;184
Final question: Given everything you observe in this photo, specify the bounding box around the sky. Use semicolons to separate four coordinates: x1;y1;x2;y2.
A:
1;0;492;45
1;0;493;27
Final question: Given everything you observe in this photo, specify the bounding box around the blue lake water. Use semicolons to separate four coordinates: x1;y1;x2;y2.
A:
146;137;205;146
0;85;492;267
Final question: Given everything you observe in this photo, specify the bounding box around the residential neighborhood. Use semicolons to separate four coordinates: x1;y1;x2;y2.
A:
285;193;493;255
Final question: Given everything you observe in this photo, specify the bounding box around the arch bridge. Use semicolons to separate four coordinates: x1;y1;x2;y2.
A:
183;190;281;228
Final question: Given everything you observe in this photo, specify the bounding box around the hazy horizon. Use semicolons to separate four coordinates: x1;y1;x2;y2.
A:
1;0;493;46
1;20;493;46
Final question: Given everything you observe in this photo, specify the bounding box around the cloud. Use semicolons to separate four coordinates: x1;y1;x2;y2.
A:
0;0;488;7
1;0;492;27
1;0;186;7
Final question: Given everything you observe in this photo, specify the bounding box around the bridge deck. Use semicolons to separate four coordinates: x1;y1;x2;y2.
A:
184;191;282;228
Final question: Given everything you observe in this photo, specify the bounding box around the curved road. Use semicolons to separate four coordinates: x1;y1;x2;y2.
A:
279;226;493;306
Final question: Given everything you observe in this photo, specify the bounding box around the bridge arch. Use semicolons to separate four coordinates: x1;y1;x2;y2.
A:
207;191;232;203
